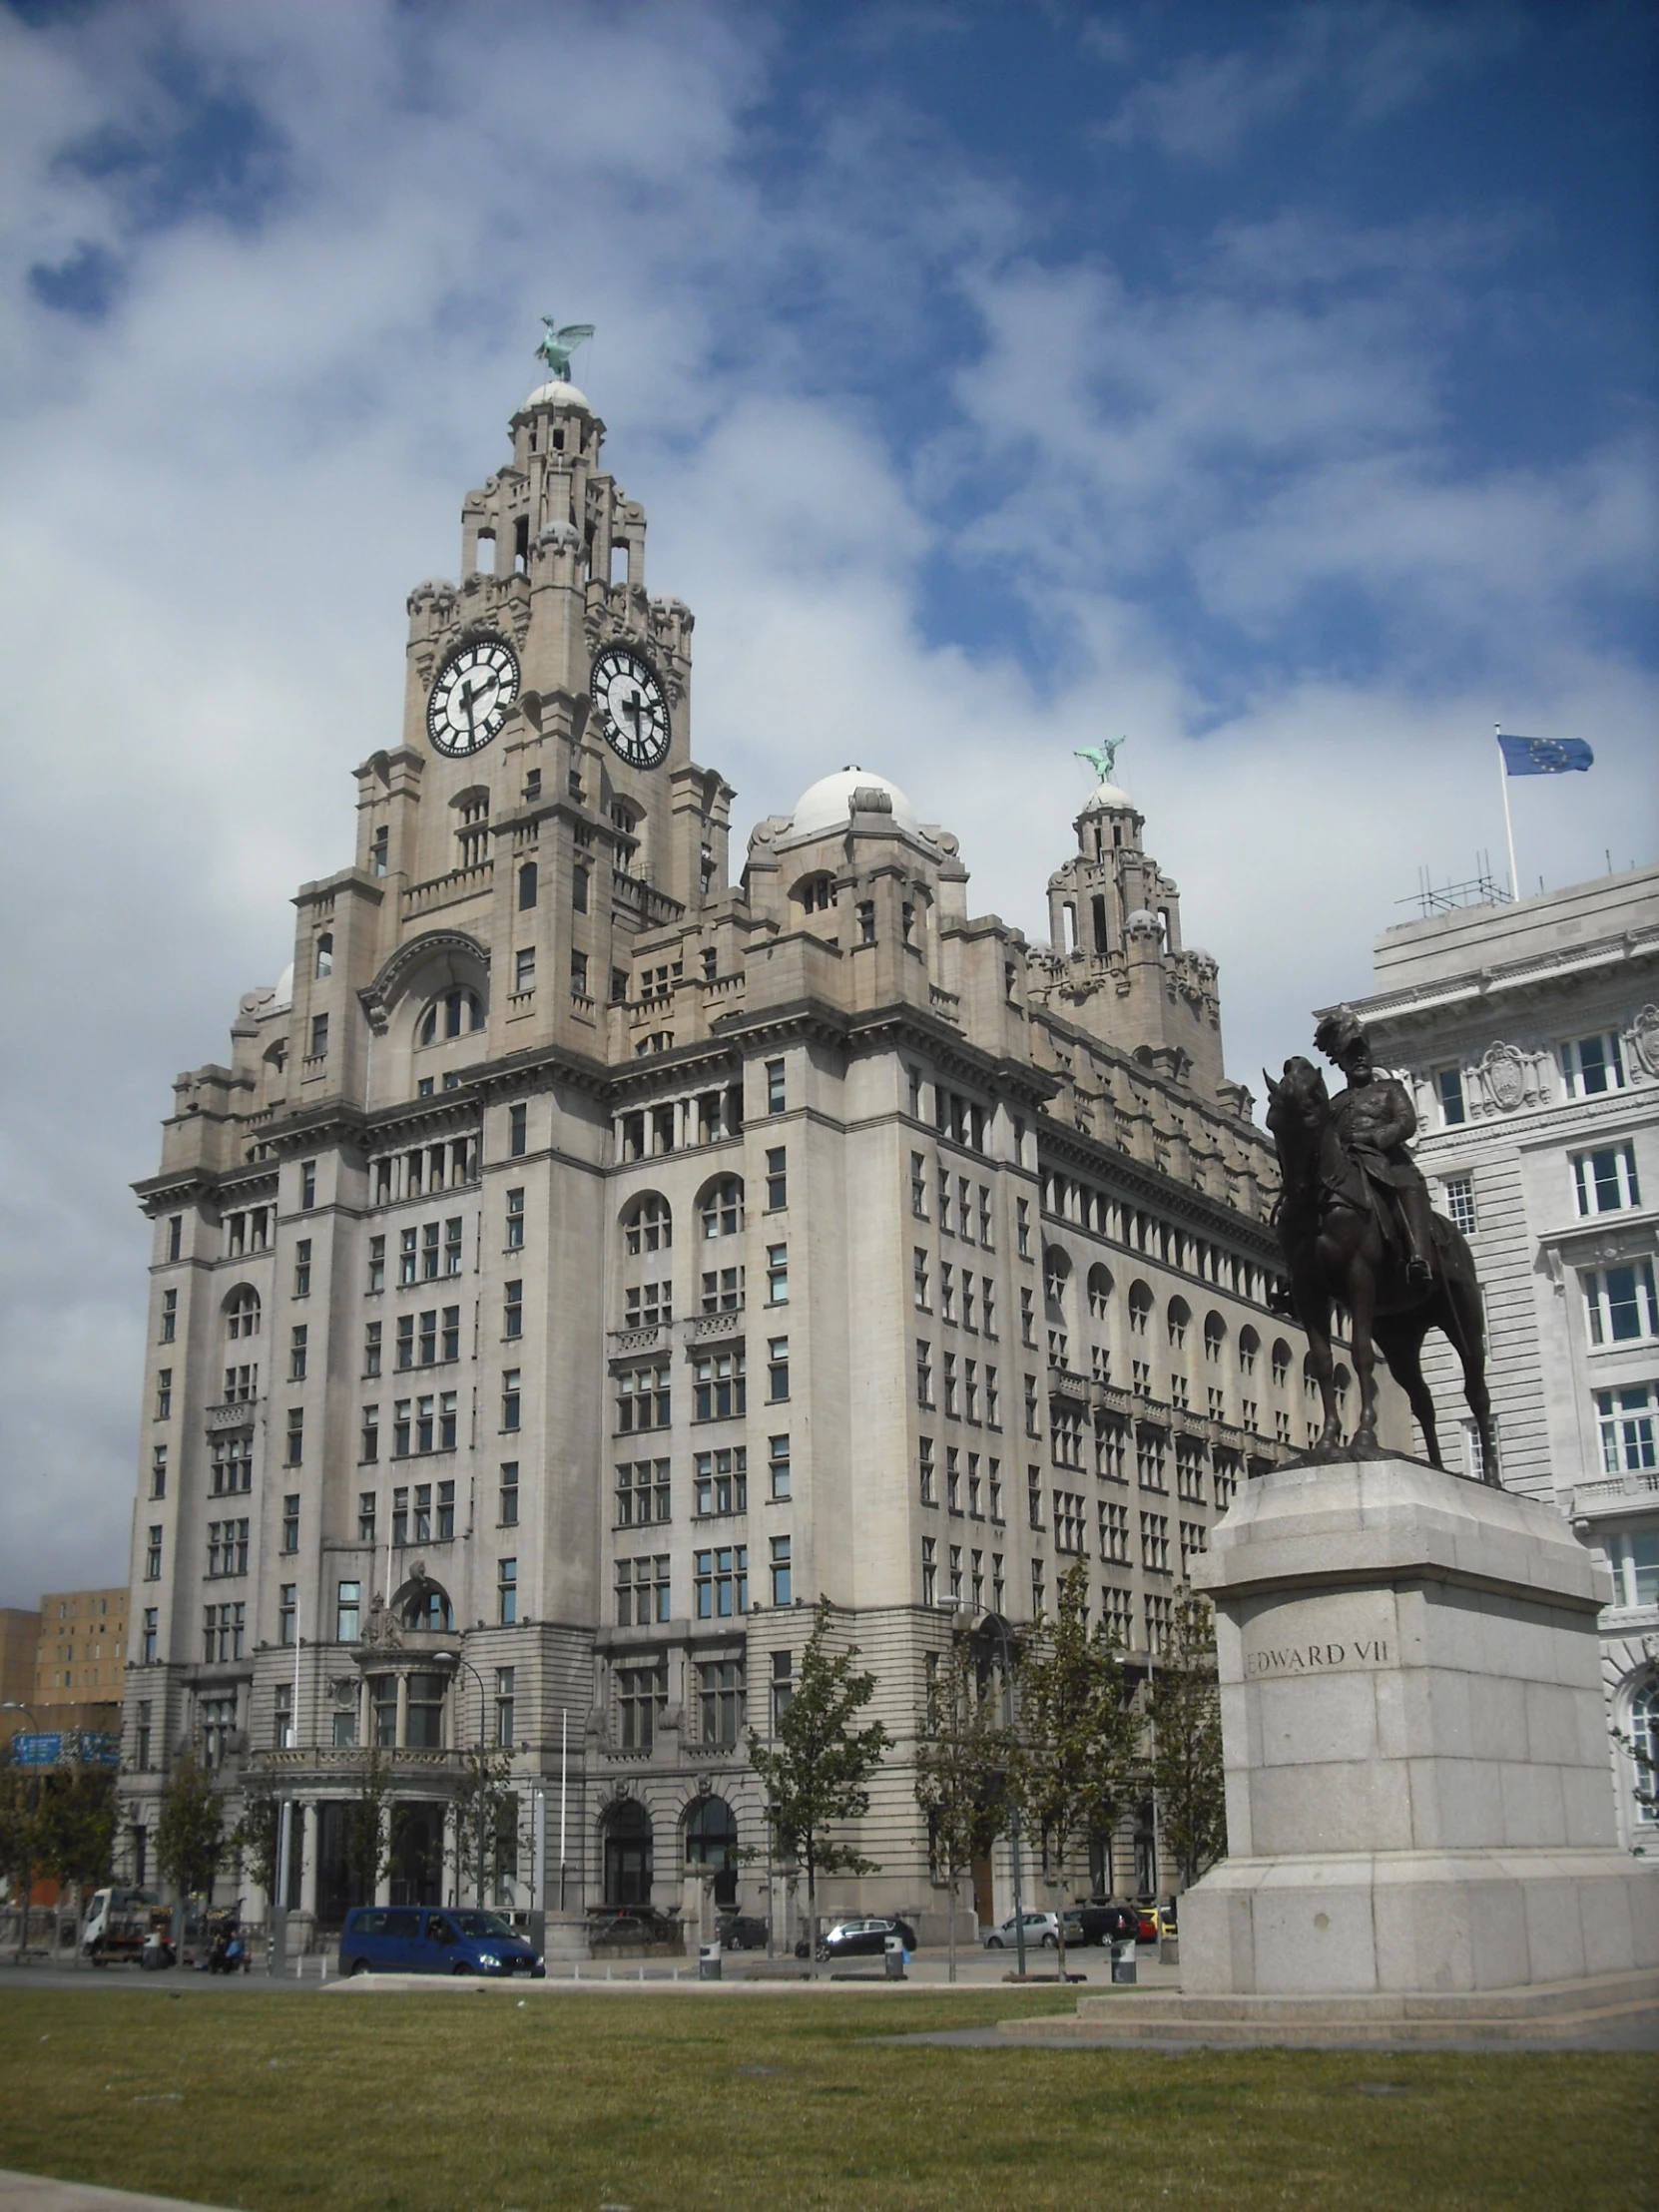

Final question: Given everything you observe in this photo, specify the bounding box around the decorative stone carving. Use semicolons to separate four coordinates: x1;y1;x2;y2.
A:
1480;1041;1528;1112
1632;1003;1659;1078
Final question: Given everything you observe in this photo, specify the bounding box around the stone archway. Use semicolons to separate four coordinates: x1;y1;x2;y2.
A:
684;1794;739;1909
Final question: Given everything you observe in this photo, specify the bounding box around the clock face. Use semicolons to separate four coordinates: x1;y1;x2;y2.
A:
590;647;671;769
427;637;520;757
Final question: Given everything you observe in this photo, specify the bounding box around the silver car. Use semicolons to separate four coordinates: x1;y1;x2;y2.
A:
982;1909;1083;1950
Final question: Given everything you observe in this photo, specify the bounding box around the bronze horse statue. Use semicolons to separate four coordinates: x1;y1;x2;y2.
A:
1264;1054;1498;1481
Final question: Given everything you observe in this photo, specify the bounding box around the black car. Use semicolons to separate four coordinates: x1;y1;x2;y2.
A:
588;1908;680;1946
1070;1900;1142;1946
718;1916;770;1951
814;1916;918;1961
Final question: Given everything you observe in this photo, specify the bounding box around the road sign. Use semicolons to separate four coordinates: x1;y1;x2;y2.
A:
11;1733;63;1766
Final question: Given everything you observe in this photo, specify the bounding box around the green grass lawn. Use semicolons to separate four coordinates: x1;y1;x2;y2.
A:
0;1986;1651;2212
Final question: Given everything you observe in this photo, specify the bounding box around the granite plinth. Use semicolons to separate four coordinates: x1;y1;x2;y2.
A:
1182;1457;1659;1998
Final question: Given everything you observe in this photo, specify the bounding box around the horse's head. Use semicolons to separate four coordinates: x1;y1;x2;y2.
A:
1264;1055;1331;1143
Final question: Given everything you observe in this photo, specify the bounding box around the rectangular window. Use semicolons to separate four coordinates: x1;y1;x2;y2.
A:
288;1324;307;1382
913;1249;930;1311
916;1339;934;1408
617;1364;672;1431
766;1243;789;1305
1584;1262;1658;1347
768;1336;790;1402
166;1215;183;1263
502;1369;522;1428
979;1186;993;1247
765;1146;788;1212
444;1217;462;1275
144;1525;163;1581
766;1058;787;1114
1596;1384;1657;1473
918;1435;936;1504
281;1492;299;1552
300;1159;317;1210
770;1533;793;1607
1017;1198;1031;1259
154;1369;173;1420
1607;1527;1659;1608
293;1240;311;1298
1028;1465;1042;1529
570;950;590;996
360;1403;379;1462
617;1661;666;1750
1443;1174;1477;1236
357;1490;376;1543
337;1580;361;1642
396;1315;414;1370
278;1584;296;1648
363;1320;382;1377
573;866;590;914
498;1558;518;1625
506;1188;525;1248
150;1444;168;1499
509;1101;528;1157
856;899;875;943
284;1405;303;1466
141;1608;158;1664
769;1433;792;1501
368;1236;386;1295
495;1667;516;1749
160;1287;178;1342
694;1447;748;1516
693;1349;747;1420
694;1544;748;1619
943;1351;958;1416
624;1280;673;1328
921;1535;937;1606
1436;1067;1466;1126
309;1013;329;1058
1140;1511;1171;1573
1563;1032;1626;1098
514;947;536;993
504;1279;523;1338
1024;1373;1040;1435
911;1152;928;1218
1574;1143;1641;1217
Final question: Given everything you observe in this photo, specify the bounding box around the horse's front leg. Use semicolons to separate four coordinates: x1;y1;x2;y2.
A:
1346;1261;1385;1458
1299;1282;1343;1458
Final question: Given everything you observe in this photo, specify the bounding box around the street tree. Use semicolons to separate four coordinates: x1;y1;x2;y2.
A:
747;1601;891;1965
912;1636;1012;1982
38;1763;116;1945
345;1749;396;1905
1148;1590;1227;1888
453;1746;516;1909
155;1753;227;1903
0;1746;43;1959
1011;1561;1140;1980
233;1774;282;1908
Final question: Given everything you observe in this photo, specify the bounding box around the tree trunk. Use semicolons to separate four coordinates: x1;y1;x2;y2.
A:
947;1867;957;1984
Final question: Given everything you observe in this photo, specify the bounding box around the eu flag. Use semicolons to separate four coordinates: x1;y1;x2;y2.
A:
1497;734;1594;777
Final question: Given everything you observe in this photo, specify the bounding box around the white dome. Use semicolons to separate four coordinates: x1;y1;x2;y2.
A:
273;961;294;1009
788;765;921;841
520;379;591;412
1081;779;1135;812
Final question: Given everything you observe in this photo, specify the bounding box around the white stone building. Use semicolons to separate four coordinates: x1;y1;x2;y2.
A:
117;365;1397;1938
1335;866;1659;1850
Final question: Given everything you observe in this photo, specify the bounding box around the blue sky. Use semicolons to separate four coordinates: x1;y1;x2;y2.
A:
1;0;1655;1602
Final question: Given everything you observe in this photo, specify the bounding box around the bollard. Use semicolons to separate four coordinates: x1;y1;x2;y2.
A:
1110;1937;1137;1985
699;1941;723;1982
883;1936;905;1980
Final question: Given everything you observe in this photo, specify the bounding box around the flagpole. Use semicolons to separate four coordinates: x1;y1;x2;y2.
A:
1495;725;1518;899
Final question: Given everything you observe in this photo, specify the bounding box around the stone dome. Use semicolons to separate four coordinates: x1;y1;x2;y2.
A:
1081;778;1136;812
519;379;592;413
1124;908;1164;937
787;766;922;841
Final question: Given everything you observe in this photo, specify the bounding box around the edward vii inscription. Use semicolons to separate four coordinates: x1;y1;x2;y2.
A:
1243;1634;1390;1678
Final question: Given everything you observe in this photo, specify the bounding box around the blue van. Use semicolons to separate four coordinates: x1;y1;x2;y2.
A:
339;1907;545;1978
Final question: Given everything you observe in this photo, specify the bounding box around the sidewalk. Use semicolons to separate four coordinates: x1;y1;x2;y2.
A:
0;2176;234;2212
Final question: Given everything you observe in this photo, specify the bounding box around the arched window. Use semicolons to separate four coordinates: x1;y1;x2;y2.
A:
1204;1313;1227;1365
1128;1282;1153;1338
794;873;836;915
225;1286;261;1341
1271;1339;1292;1387
401;1584;453;1633
624;1194;673;1255
314;933;333;979
1629;1678;1659;1827
1239;1326;1261;1377
700;1178;744;1241
1087;1264;1113;1321
1303;1352;1322;1402
685;1794;739;1907
418;989;485;1046
1167;1297;1191;1351
1043;1246;1071;1314
1332;1364;1352;1417
517;861;538;910
602;1799;653;1908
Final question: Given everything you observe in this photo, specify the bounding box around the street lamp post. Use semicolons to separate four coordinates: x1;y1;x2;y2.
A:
432;1653;489;1911
940;1607;1028;1980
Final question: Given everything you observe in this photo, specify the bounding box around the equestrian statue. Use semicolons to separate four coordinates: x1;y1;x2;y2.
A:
1264;1007;1497;1482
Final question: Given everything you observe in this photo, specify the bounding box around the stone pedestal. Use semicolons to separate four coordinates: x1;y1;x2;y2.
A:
1183;1458;1659;1998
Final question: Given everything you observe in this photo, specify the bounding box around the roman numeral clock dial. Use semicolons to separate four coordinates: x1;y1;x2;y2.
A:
426;637;520;757
591;647;670;769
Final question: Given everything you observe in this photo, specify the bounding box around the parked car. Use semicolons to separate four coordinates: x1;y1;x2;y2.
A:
814;1916;918;1961
718;1916;770;1951
1069;1900;1142;1946
339;1906;545;1977
588;1907;682;1947
1135;1904;1160;1941
981;1909;1084;1951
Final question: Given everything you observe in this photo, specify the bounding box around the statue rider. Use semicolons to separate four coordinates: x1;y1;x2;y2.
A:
1312;1007;1435;1290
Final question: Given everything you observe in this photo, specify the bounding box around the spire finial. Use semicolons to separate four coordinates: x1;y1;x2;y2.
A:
1074;737;1125;783
535;316;595;382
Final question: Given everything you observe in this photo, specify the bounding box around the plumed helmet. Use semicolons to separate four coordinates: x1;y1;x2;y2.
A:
1313;1005;1369;1063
